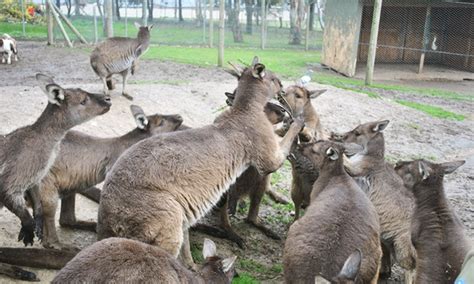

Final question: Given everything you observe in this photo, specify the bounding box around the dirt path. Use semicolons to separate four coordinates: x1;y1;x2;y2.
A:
0;42;472;283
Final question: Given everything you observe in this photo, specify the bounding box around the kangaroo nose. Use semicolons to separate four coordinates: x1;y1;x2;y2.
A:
174;115;183;124
104;96;112;105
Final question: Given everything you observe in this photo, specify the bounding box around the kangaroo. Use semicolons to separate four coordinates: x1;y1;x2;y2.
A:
52;238;236;283
314;250;362;284
394;159;471;283
283;141;381;284
90;23;152;100
0;74;111;281
276;85;327;220
97;57;304;268
333;120;416;283
39;105;183;250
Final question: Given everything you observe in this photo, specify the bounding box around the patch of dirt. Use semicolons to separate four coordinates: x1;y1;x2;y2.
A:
0;41;473;283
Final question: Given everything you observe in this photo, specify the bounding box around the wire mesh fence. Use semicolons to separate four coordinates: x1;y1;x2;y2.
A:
1;0;325;51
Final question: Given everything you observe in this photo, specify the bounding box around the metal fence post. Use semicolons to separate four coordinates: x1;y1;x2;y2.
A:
260;0;265;49
94;6;98;43
209;0;213;48
218;0;225;66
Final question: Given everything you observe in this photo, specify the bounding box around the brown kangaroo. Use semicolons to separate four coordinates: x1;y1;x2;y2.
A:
97;57;303;268
395;159;470;283
314;250;362;284
0;73;111;281
283;141;381;284
277;85;327;220
52;238;236;283
333;120;416;283
39;105;183;250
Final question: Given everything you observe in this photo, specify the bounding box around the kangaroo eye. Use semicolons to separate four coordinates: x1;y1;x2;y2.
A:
80;98;87;105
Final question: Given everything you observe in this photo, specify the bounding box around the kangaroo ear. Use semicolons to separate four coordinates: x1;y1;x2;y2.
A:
308;89;327;99
439;160;465;175
226;62;243;79
251;56;260;66
343;143;363;156
252;63;266;79
225;92;235;106
337;250;362;281
221;256;237;273
372;120;390;132
147;24;154;31
43;84;65;105
418;161;430;180
134;22;141;29
130;105;148;130
202;238;217;259
314;276;331;284
326;147;339;161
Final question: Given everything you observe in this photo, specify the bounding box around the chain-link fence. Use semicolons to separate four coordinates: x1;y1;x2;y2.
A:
358;0;474;73
1;0;326;51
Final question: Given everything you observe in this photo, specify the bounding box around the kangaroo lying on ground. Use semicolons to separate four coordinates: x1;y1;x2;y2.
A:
395;159;471;283
333;120;416;283
52;238;236;283
90;22;152;100
0;74;111;281
276;85;327;220
283;141;381;284
38;105;183;250
97;57;303;268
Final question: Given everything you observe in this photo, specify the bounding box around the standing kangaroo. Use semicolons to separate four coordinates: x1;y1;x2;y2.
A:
97;57;303;266
283;141;381;284
90;23;152;100
0;74;111;281
277;85;327;220
395;159;470;283
39;105;183;250
52;238;236;283
334;120;416;283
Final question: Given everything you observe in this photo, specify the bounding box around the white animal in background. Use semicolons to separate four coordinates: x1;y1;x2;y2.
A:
0;34;18;64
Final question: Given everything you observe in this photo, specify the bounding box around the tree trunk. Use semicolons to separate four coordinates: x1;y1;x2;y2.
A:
148;0;154;21
96;0;103;17
104;0;114;37
66;0;72;17
230;0;243;42
196;0;203;26
289;0;303;45
56;0;60;7
309;2;314;31
255;0;259;26
114;0;121;20
245;0;252;34
74;0;80;16
179;0;183;21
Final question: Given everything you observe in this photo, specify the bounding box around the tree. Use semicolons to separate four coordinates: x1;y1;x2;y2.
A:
65;0;72;17
114;0;121;20
229;0;243;42
196;0;203;26
178;0;183;21
148;0;154;21
74;0;80;15
289;0;304;45
245;0;253;34
56;0;60;7
309;2;314;31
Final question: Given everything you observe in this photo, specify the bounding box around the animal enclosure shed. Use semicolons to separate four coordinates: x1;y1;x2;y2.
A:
322;0;474;77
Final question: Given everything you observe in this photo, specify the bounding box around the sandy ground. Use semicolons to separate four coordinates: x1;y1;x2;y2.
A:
0;42;473;283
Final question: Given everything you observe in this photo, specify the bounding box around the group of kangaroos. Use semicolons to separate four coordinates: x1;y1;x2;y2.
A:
0;23;471;284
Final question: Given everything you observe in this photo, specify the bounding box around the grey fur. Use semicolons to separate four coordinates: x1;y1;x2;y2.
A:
52;238;236;283
283;141;381;284
395;159;471;283
39;105;183;250
90;24;153;100
0;74;111;247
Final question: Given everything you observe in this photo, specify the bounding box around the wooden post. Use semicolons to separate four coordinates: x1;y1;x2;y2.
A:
47;1;54;45
104;0;114;37
94;6;99;43
209;0;213;47
52;3;88;44
260;0;265;49
217;0;225;66
142;0;148;26
48;0;72;47
20;0;26;37
418;6;431;74
365;0;383;86
305;3;310;51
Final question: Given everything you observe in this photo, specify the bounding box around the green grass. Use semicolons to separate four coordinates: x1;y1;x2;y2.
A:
396;100;466;121
237;259;282;280
232;272;260;284
190;242;204;263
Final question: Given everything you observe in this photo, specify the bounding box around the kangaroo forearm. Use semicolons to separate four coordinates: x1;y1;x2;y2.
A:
79;186;101;203
279;121;303;158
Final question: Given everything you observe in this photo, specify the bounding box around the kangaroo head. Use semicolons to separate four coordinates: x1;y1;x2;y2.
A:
394;159;465;190
36;73;111;127
332;120;389;154
225;90;288;125
200;239;237;283
279;85;327;117
135;22;153;39
315;250;362;284
299;141;363;173
130;105;183;135
225;56;283;109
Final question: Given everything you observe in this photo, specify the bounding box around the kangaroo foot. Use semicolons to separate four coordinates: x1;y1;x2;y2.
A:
18;221;35;246
43;241;80;253
265;189;289;204
245;218;281;240
122;92;134;101
191;223;245;249
60;221;97;232
34;215;43;241
0;263;39;282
